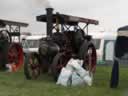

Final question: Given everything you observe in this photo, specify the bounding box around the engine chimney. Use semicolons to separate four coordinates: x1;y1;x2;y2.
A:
46;8;53;36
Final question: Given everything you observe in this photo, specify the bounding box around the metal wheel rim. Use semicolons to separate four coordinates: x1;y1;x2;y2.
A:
27;54;40;79
83;45;97;74
52;53;71;81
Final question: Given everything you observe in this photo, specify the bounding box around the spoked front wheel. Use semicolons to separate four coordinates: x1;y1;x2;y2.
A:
51;53;71;81
24;53;40;80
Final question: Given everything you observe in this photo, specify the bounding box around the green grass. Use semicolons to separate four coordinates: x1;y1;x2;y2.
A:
0;65;128;96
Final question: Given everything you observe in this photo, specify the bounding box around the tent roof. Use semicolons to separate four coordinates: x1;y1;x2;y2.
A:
118;25;128;31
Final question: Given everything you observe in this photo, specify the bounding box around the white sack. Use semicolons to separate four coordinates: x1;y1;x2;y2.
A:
56;67;72;86
57;58;93;86
71;72;85;86
68;59;92;86
68;59;89;78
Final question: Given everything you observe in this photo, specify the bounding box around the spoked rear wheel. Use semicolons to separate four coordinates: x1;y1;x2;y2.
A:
24;53;40;80
83;44;97;76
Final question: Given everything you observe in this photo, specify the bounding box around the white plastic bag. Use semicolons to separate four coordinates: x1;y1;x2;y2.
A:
71;72;85;86
68;59;88;78
68;59;92;86
57;58;93;86
6;64;12;72
56;67;72;86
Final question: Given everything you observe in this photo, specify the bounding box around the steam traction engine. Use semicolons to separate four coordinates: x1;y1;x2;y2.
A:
0;19;28;72
24;8;99;80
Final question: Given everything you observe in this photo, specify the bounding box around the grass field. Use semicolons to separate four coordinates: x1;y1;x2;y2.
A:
0;65;128;96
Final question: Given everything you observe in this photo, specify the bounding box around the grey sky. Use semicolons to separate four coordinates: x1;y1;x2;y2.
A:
0;0;127;34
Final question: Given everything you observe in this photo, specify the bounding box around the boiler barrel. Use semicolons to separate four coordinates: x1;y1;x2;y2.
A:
39;41;60;56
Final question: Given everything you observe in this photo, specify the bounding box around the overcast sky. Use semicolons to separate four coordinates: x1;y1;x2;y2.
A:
0;0;128;34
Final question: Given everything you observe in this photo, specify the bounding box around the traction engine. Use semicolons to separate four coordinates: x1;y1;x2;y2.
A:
24;8;99;80
0;19;28;72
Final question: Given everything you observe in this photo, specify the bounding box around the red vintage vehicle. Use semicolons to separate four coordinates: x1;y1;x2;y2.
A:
0;19;28;72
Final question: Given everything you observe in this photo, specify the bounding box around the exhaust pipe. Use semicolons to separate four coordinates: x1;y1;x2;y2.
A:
46;8;53;36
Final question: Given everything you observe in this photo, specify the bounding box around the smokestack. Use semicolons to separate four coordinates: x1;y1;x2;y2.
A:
46;8;53;36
